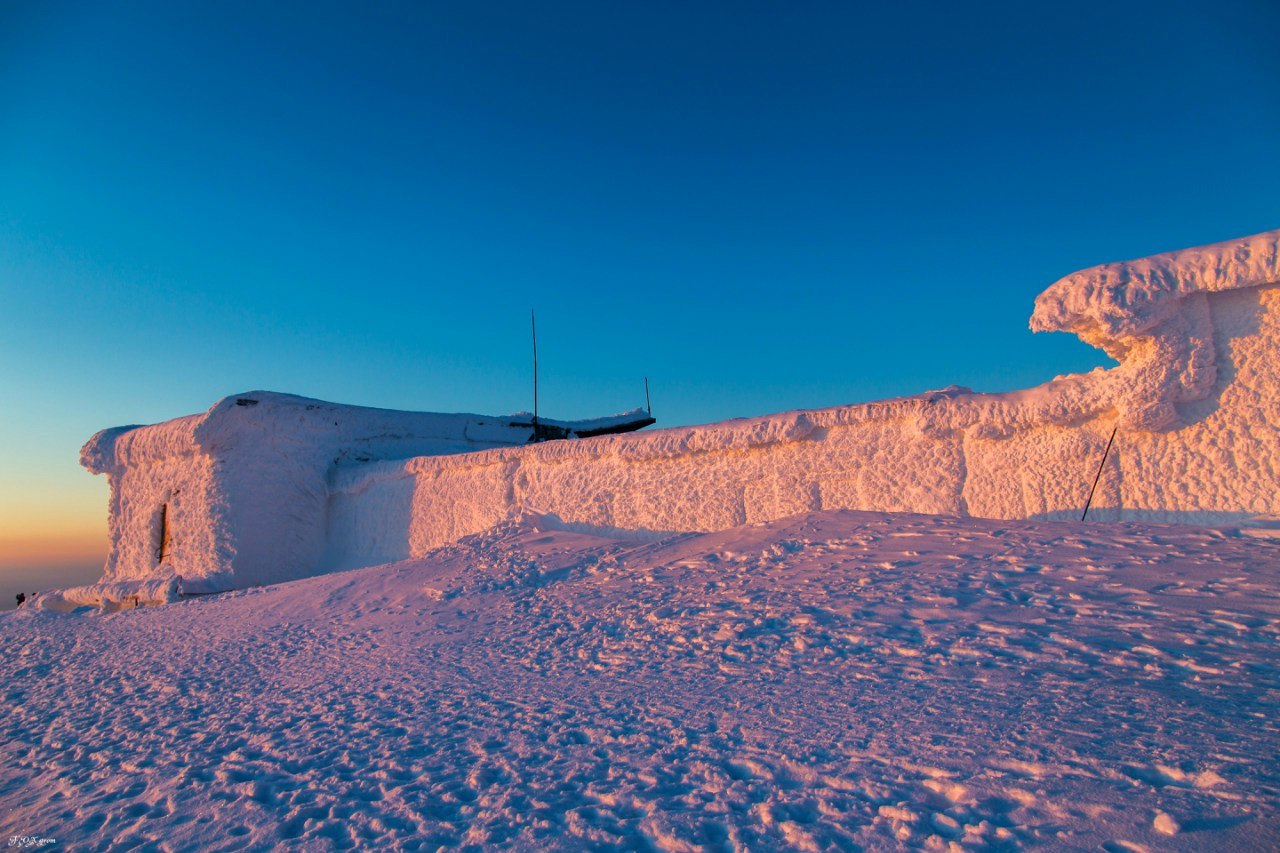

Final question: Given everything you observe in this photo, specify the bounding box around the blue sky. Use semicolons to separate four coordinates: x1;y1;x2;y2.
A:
1;0;1278;584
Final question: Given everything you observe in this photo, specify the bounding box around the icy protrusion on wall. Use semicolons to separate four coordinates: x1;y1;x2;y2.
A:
1033;231;1280;337
1031;230;1280;429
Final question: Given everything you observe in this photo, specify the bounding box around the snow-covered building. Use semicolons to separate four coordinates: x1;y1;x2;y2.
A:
69;229;1279;607
74;397;653;605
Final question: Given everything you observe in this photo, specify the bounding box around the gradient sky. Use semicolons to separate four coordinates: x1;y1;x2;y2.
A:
2;0;1278;593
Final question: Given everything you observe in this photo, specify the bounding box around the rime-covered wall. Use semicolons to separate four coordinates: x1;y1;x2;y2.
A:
326;233;1280;565
1111;285;1280;520
966;286;1277;522
78;393;652;598
73;230;1280;601
324;415;969;568
80;417;235;593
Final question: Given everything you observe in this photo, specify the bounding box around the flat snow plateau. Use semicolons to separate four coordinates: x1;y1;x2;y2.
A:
3;510;1279;851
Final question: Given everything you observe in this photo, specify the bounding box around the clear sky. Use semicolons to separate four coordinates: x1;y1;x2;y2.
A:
2;0;1278;594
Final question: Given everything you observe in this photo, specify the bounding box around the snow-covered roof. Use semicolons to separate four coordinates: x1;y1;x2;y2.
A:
1031;228;1280;339
81;390;652;473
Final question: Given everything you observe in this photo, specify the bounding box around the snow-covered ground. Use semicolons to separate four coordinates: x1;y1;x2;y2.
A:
3;509;1278;850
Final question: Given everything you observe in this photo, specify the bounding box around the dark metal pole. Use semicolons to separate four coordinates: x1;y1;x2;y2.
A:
644;376;651;415
1081;423;1119;521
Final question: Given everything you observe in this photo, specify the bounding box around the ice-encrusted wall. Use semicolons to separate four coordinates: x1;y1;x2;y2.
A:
323;414;969;569
962;290;1278;520
77;393;654;600
71;229;1280;602
81;417;234;593
326;232;1280;565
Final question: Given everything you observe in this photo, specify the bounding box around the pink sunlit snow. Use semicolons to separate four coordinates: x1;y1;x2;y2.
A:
3;510;1279;849
5;230;1280;850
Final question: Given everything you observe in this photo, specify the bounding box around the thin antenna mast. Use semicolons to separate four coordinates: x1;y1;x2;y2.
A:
644;376;651;415
531;309;539;441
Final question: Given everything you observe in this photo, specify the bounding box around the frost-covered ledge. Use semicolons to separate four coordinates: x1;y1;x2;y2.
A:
1032;230;1280;430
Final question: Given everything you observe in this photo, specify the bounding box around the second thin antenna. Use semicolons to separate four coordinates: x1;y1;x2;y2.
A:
531;309;539;438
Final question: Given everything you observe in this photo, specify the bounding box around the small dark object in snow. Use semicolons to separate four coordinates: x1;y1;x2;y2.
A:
235;398;259;407
15;593;25;607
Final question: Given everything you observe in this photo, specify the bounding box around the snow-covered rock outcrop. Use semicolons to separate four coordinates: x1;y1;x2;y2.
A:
73;229;1280;598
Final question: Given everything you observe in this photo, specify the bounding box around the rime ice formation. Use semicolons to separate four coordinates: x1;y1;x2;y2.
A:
66;229;1280;604
1031;229;1280;430
326;229;1280;563
68;394;652;607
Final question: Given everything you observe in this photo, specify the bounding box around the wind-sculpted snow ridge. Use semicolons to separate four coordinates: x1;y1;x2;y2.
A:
4;510;1279;850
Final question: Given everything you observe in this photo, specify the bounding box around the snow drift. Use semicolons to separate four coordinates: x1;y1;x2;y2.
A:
74;229;1280;597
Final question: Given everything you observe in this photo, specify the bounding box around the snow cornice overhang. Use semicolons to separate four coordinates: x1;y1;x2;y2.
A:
1030;228;1280;344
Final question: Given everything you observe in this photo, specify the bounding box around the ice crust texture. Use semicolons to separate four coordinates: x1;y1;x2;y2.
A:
72;395;651;600
66;228;1280;599
3;510;1279;850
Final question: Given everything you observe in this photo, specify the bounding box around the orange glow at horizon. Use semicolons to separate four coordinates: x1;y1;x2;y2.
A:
0;482;109;569
0;530;108;564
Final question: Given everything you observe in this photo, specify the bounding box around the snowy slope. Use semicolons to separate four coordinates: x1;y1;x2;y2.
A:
4;510;1278;850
